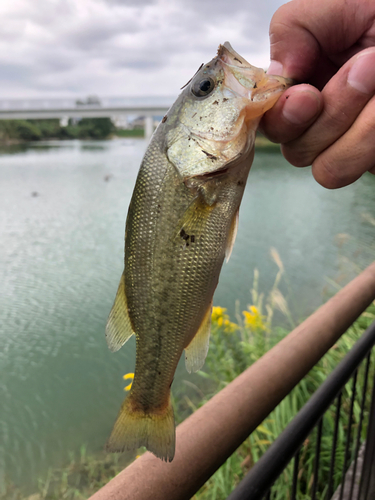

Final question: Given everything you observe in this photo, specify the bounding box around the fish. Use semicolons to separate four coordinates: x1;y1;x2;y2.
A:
105;42;291;462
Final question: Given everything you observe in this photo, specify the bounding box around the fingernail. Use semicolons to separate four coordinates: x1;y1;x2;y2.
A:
268;60;284;76
347;48;375;94
282;90;321;125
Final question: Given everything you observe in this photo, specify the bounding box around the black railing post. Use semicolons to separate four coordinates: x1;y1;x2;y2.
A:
327;392;342;499
359;369;375;500
339;370;358;500
349;353;371;500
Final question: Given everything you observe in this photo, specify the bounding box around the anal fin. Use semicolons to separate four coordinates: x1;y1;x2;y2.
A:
105;273;135;352
184;301;212;373
225;208;239;263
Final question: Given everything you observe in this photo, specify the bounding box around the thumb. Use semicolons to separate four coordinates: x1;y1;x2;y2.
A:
268;1;334;85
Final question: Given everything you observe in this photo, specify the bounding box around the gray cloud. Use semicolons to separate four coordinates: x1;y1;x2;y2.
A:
0;0;287;98
0;63;35;83
103;0;157;5
64;20;142;52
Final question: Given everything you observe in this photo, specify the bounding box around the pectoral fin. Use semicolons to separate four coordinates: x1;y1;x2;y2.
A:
184;301;212;373
225;208;239;263
174;195;210;241
105;273;135;352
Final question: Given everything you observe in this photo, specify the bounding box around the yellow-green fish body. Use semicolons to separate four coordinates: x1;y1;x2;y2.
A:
105;42;290;461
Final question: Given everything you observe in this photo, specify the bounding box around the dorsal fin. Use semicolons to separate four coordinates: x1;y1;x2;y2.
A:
105;273;135;352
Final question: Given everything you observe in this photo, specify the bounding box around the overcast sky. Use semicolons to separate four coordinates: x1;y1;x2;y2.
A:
0;0;288;99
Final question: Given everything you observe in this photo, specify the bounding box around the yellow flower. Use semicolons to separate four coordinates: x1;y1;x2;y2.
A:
243;305;266;331
123;372;134;391
223;318;238;333
211;306;238;333
211;306;227;322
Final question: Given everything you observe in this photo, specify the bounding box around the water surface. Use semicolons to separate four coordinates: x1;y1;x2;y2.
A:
0;139;374;492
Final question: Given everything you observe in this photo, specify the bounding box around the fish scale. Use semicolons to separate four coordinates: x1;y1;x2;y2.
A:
104;42;291;461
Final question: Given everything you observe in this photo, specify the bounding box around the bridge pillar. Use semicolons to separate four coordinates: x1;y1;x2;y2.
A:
144;116;154;141
60;116;69;127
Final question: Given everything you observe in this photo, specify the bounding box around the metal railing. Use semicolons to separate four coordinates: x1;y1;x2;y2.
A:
227;319;375;500
89;263;375;500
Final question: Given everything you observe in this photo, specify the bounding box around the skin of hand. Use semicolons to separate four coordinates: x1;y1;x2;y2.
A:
260;0;375;188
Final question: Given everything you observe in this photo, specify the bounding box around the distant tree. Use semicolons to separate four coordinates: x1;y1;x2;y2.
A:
0;117;115;143
14;121;42;141
31;119;61;138
59;123;80;139
77;118;115;139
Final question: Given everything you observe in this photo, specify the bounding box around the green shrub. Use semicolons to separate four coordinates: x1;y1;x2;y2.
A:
0;117;116;142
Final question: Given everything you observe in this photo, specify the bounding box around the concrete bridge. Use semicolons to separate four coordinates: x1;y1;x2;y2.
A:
0;96;173;140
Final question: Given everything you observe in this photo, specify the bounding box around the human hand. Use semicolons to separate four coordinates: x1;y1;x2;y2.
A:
260;0;375;188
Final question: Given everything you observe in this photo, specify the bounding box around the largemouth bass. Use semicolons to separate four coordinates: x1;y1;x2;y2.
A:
105;42;290;461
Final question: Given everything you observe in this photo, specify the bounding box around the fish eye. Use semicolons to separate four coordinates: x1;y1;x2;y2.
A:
192;76;216;97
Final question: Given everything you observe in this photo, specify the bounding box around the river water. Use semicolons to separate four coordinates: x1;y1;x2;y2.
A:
1;139;374;493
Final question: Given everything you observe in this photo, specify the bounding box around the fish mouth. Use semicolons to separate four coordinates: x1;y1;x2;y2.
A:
218;41;293;112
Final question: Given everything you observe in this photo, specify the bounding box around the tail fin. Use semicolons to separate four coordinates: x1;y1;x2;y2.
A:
106;394;175;462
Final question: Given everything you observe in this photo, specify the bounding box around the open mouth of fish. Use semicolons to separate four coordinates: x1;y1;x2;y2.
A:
218;42;291;105
187;42;292;163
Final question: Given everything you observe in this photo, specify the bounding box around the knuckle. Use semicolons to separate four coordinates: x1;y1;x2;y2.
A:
281;144;315;168
323;101;352;129
312;156;348;189
269;4;291;31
